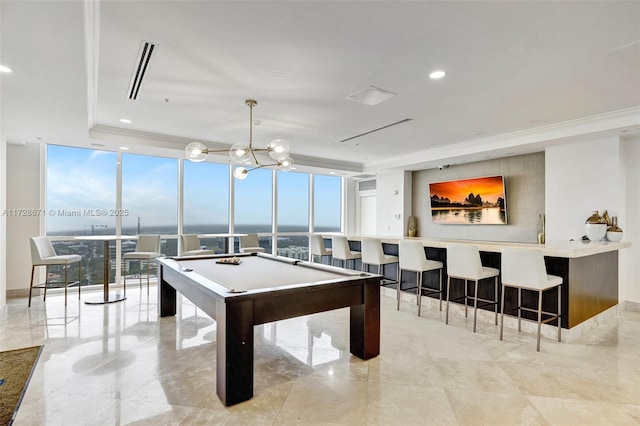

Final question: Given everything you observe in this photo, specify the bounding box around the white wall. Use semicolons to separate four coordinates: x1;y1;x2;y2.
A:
546;136;637;304
0;57;5;307
344;178;357;234
621;137;639;304
545;137;624;241
375;171;411;237
6;143;41;295
0;137;5;308
0;1;5;306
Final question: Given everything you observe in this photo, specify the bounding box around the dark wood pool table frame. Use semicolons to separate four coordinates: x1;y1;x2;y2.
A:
157;252;381;406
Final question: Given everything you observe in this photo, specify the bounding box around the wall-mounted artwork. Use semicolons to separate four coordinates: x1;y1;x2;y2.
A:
429;175;507;224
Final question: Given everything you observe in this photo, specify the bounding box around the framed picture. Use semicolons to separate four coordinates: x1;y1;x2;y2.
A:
429;175;507;224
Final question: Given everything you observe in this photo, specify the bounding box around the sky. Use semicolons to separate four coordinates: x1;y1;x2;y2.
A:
429;175;505;204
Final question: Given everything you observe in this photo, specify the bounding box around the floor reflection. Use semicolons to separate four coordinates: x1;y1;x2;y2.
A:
3;285;639;425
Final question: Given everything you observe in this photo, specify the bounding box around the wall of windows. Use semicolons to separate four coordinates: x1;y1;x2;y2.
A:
46;146;117;285
183;161;230;254
276;171;310;258
122;153;179;256
45;145;342;284
234;167;273;234
183;160;229;234
46;145;117;236
313;174;341;232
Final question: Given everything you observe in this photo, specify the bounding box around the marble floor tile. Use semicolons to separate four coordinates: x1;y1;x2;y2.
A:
367;382;458;425
528;395;638;425
2;286;639;425
446;389;548;426
276;374;369;425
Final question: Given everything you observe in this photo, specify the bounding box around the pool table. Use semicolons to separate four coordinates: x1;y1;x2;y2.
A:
157;252;382;406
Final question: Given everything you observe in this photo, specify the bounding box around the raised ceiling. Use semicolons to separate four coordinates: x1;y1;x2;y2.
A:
2;1;639;174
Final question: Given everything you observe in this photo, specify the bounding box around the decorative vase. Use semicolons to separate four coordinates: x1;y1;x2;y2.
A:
585;211;607;242
602;210;611;227
537;213;545;244
408;216;417;237
606;216;624;242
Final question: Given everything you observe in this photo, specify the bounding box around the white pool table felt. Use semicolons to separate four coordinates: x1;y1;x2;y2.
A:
176;255;358;292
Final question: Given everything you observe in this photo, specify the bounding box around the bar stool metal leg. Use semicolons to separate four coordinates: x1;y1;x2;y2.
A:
438;270;443;311
537;289;543;352
473;279;479;332
517;288;522;332
417;271;423;316
500;283;506;340
445;276;452;324
464;279;468;318
557;286;562;342
494;276;498;325
397;269;402;310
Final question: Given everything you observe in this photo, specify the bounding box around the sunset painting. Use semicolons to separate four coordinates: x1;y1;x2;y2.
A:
429;175;507;224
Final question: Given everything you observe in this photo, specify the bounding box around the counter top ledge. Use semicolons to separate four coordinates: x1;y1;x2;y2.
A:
324;234;630;259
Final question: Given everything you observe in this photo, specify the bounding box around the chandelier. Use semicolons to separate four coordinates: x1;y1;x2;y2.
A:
184;99;294;180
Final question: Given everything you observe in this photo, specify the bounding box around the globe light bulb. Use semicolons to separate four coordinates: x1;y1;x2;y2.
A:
233;166;249;180
230;143;251;163
185;142;208;162
278;156;294;171
268;139;290;161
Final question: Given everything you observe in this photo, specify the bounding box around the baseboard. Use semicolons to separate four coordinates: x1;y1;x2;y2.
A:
623;300;640;312
385;286;623;342
6;288;30;299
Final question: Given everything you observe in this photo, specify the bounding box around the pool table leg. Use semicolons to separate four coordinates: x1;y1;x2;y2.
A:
349;279;380;360
216;299;255;406
158;269;177;317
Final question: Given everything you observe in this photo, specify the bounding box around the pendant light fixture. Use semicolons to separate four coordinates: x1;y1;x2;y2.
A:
184;99;294;179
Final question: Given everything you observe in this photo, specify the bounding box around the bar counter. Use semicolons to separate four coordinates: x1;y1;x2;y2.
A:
322;234;631;329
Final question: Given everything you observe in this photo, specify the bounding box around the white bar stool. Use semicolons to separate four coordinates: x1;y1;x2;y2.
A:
399;240;444;314
500;247;562;351
239;233;265;253
309;234;332;264
331;236;361;270
445;243;500;332
123;235;162;295
361;238;399;284
29;236;82;307
180;234;216;256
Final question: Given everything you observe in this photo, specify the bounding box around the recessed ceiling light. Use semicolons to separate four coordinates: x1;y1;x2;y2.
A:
120;147;129;150
0;65;12;73
120;118;132;124
429;70;446;79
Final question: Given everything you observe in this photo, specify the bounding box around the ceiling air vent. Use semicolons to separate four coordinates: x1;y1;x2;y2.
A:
346;86;396;106
358;180;376;191
338;118;412;143
127;40;157;100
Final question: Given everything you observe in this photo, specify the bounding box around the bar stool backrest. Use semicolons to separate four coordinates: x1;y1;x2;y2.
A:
331;236;352;259
399;240;429;271
30;236;57;264
135;235;161;253
310;234;330;256
361;238;385;265
501;247;548;287
181;234;201;252
446;243;484;280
